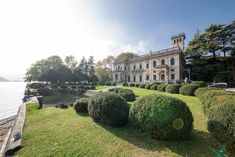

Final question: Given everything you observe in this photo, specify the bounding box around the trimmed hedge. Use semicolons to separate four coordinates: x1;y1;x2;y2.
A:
191;81;206;87
122;82;128;87
88;92;129;126
150;84;158;90
194;87;221;97
118;89;136;101
74;98;90;113
105;82;111;86
111;82;116;86
199;90;234;115
145;84;152;89
139;84;145;88
207;100;235;152
129;83;135;87
166;84;181;94
135;84;140;87
179;84;199;96
181;83;189;86
157;84;168;92
129;94;193;140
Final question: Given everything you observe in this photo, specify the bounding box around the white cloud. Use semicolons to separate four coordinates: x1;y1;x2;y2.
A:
0;0;151;75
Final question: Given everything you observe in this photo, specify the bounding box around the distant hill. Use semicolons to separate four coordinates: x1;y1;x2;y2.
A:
0;76;10;82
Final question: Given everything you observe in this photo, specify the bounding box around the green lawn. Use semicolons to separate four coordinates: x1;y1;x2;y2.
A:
15;87;218;157
95;85;111;90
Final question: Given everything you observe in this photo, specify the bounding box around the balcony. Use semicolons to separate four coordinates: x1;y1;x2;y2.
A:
153;64;169;69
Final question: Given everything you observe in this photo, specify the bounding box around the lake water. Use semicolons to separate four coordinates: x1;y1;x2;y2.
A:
0;82;26;119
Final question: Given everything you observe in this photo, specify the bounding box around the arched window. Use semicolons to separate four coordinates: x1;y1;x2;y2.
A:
179;38;182;42
161;59;165;65
153;61;156;67
170;58;175;66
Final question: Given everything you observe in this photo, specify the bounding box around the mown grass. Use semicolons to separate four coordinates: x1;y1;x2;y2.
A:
15;87;218;157
95;85;112;90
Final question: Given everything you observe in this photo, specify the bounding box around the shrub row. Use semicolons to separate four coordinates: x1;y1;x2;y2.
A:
196;87;235;153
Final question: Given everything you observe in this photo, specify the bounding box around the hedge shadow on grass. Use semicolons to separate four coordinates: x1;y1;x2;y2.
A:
98;123;215;157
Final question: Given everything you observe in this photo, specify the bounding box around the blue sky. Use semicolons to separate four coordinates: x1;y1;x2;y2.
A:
87;0;235;49
0;0;234;77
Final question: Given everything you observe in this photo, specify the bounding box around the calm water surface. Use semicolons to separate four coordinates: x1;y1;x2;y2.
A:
0;82;26;119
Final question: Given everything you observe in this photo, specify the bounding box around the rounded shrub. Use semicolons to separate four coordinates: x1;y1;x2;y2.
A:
129;83;135;87
37;87;53;96
105;82;111;86
135;84;140;87
157;84;168;92
194;87;221;97
111;82;116;86
191;81;206;87
77;85;84;89
145;84;152;89
122;82;128;87
166;84;181;94
139;84;145;88
88;92;129;126
129;94;193;140
74;98;90;113
207;100;235;152
150;84;158;90
118;89;136;101
179;84;199;96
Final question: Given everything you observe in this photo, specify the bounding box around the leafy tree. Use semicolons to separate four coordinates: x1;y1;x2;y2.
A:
87;56;98;82
116;52;137;61
203;24;221;61
95;56;115;83
64;55;78;73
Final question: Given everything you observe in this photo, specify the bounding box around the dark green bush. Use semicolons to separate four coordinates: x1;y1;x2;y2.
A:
139;84;145;88
89;86;96;90
28;83;46;89
191;81;206;87
88;92;129;126
179;84;199;96
37;87;53;96
74;98;90;113
122;82;128;86
145;84;152;89
71;85;77;89
166;84;181;94
105;82;111;86
129;94;193;140
135;84;140;87
129;83;135;87
150;84;158;90
207;100;235;152
77;85;84;89
118;89;136;101
194;87;221;97
111;82;116;86
84;86;90;90
157;84;168;92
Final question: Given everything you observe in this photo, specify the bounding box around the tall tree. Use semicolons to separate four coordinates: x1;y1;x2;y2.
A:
64;55;78;73
87;56;98;82
203;24;221;61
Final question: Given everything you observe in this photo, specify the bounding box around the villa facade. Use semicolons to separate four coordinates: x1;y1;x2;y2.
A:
112;33;186;83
